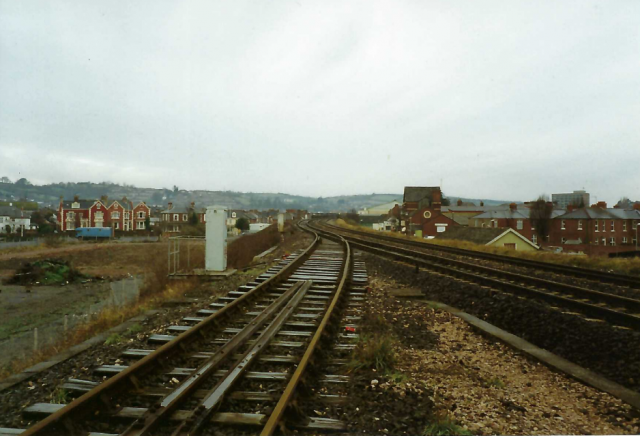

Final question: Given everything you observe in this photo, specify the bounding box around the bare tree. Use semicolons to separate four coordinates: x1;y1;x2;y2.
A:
529;196;553;242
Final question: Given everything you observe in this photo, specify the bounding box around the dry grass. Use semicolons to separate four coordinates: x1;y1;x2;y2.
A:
0;242;49;255
335;220;640;277
0;262;197;382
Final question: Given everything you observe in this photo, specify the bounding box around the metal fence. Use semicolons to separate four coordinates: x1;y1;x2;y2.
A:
0;276;141;369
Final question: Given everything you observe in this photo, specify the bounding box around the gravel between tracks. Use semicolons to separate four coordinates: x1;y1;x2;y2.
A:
340;269;640;435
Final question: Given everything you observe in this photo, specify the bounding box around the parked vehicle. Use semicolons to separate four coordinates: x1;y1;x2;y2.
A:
75;227;113;240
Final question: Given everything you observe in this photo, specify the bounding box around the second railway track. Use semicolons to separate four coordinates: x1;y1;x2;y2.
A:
10;224;368;436
311;220;640;330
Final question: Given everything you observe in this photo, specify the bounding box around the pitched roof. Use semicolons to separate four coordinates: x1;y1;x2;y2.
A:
61;199;95;209
435;227;539;249
434;227;507;244
0;206;26;218
472;210;530;220
160;205;194;214
108;200;132;210
403;187;440;203
556;207;640;220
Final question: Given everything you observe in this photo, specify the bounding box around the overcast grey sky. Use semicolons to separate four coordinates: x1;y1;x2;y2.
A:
1;1;638;203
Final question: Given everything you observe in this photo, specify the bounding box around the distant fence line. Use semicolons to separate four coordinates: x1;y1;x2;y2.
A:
0;235;159;250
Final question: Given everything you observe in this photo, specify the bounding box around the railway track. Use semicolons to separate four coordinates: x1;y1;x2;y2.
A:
310;220;640;330
5;224;368;436
321;221;640;289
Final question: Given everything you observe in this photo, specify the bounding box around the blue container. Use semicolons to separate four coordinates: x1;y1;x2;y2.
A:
75;227;113;239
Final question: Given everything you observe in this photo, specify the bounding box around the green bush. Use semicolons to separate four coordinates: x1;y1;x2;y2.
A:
348;333;396;372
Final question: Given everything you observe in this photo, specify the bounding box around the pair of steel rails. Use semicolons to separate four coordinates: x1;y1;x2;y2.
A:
15;224;357;436
322;221;640;289
310;220;640;330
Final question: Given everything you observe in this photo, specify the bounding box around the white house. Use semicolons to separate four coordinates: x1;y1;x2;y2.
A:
0;206;31;234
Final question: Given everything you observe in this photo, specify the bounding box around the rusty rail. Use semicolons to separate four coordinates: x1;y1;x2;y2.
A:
21;233;320;436
261;230;352;435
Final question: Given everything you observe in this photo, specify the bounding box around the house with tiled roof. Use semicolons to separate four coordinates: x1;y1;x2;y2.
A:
435;227;539;251
548;203;640;256
58;197;151;232
0;206;32;234
160;202;205;233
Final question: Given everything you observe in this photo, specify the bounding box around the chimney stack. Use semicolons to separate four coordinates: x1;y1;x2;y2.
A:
597;201;607;209
168;202;173;210
190;202;195;209
456;199;463;206
509;202;517;212
567;204;576;212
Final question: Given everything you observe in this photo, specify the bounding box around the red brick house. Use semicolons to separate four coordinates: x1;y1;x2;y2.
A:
400;186;445;235
408;206;458;238
547;204;640;256
58;197;151;232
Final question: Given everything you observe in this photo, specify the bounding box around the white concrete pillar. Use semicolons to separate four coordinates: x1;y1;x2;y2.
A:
206;205;227;271
277;213;285;233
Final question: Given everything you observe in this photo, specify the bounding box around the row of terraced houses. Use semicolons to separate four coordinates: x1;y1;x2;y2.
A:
57;197;151;231
361;187;640;257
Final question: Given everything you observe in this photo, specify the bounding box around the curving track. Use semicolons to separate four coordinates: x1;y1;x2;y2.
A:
310;220;640;330
5;223;368;436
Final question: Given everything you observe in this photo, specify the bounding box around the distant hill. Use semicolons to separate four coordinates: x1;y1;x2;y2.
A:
0;179;516;212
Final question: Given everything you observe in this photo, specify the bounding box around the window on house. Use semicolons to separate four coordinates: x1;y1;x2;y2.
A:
532;234;537;244
595;221;599;232
173;214;179;221
578;220;582;230
623;237;628;244
71;202;80;209
611;221;615;232
594;238;598;245
183;214;188;221
137;211;145;219
623;221;627;231
516;220;523;230
602;238;606;246
474;219;478;227
601;220;606;232
610;237;615;246
137;221;145;229
561;220;566;230
67;212;75;220
633;237;638;246
125;212;130;219
173;225;179;232
115;222;120;230
232;212;237;218
561;237;567;244
503;243;516;250
111;212;120;219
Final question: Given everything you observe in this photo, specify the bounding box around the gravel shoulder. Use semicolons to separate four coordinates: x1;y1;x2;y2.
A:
341;266;640;435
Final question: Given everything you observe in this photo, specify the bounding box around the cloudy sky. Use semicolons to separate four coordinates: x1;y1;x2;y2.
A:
1;1;638;203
